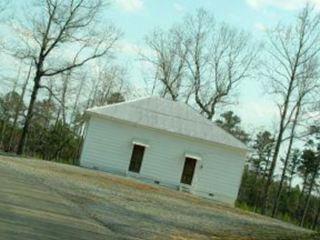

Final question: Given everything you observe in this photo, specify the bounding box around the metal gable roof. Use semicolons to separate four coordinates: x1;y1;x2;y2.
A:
86;97;247;151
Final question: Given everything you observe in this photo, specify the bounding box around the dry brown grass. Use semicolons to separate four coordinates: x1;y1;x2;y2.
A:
0;156;317;240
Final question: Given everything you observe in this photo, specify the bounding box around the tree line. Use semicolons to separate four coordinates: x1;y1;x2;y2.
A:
0;0;319;231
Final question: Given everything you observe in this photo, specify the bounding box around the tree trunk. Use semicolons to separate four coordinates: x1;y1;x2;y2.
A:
1;69;20;149
312;200;320;230
287;168;295;194
272;102;301;217
0;122;8;148
8;62;32;151
71;75;85;129
300;167;319;227
61;71;71;125
252;165;262;211
271;153;290;217
16;73;41;155
262;149;272;183
261;72;296;215
74;122;88;165
261;123;285;214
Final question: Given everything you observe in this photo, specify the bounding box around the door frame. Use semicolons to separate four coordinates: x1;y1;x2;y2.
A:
180;155;201;187
128;144;146;174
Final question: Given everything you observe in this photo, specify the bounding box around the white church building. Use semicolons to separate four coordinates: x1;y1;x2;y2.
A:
80;97;247;205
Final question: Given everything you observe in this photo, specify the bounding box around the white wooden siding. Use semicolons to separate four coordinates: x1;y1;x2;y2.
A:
81;115;246;205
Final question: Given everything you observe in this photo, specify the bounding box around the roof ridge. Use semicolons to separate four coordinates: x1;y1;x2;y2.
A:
128;104;210;125
88;96;154;110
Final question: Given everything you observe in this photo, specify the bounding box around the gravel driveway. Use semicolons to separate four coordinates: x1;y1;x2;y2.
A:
0;156;318;240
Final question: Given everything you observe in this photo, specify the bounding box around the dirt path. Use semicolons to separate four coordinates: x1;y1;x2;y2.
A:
0;156;318;240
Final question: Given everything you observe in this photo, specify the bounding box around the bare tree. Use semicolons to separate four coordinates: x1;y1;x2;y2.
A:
142;26;189;101
184;9;257;119
90;64;126;107
71;72;86;126
7;60;33;151
8;0;121;154
300;150;320;226
271;57;320;217
142;9;256;115
261;5;320;214
0;60;21;148
57;70;74;125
